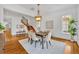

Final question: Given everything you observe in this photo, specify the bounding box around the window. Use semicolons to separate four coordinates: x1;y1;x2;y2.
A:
62;16;69;34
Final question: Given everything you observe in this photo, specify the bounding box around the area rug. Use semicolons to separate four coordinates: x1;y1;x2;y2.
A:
19;39;66;54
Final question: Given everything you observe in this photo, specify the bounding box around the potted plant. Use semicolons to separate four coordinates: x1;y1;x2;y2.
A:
0;22;5;33
68;16;77;41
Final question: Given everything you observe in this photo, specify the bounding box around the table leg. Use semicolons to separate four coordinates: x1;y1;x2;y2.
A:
42;37;44;49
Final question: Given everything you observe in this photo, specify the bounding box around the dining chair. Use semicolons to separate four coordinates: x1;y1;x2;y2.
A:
27;31;32;42
45;31;52;49
31;32;40;48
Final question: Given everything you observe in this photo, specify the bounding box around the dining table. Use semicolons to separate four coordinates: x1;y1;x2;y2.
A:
36;31;49;49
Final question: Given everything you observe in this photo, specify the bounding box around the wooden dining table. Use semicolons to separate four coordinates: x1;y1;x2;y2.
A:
36;31;49;49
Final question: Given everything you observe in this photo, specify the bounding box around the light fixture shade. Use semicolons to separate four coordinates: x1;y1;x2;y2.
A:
35;16;42;22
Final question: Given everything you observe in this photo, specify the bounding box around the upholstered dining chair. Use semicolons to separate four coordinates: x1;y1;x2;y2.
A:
44;31;52;49
28;31;41;48
31;32;40;48
21;19;40;43
27;31;32;40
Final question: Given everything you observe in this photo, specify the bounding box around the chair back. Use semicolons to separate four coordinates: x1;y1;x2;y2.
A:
45;31;52;41
21;19;28;26
31;32;39;41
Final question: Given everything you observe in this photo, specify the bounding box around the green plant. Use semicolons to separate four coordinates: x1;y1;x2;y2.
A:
0;22;5;31
68;16;77;39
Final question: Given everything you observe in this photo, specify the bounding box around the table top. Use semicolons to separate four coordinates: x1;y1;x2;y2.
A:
36;31;49;37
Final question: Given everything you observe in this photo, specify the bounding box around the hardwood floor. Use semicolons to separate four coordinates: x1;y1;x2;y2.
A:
0;29;79;54
4;39;27;54
3;29;28;54
53;37;79;54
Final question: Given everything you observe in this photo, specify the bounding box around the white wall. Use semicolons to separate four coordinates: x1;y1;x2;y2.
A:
0;5;4;22
40;6;78;40
77;5;79;45
0;4;35;35
3;9;35;35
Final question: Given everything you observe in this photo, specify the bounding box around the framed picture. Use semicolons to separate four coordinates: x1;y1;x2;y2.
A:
46;20;53;29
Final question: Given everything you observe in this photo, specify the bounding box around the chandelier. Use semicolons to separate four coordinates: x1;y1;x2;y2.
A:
35;4;42;22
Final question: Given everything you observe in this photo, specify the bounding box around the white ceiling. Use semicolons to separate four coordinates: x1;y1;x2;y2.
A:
18;4;77;16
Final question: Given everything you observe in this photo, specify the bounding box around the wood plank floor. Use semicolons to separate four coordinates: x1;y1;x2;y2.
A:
3;34;28;54
53;37;79;54
0;29;79;54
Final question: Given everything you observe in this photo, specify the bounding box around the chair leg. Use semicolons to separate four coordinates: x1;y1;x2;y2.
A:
46;41;48;49
28;38;30;42
30;39;33;44
40;39;42;46
49;41;51;46
35;41;37;48
39;39;40;41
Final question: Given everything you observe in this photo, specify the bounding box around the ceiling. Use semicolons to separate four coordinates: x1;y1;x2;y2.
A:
19;4;77;16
